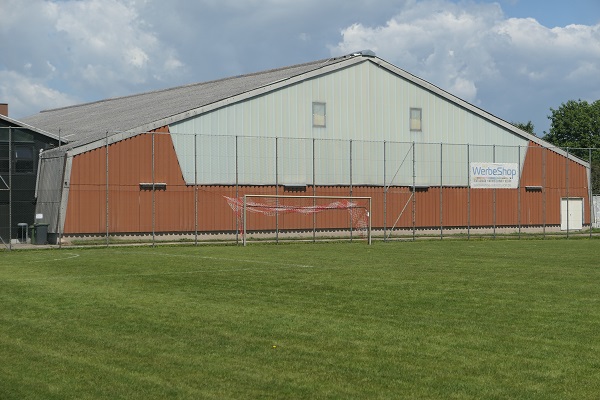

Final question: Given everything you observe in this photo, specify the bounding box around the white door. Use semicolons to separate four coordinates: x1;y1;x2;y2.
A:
561;198;583;230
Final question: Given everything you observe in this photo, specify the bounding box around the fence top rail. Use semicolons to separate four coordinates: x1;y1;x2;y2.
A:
243;195;372;200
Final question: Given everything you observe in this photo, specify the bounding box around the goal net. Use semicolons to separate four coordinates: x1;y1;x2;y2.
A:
224;195;371;245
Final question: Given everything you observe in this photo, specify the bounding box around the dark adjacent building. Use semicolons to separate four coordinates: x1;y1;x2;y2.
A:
0;104;62;244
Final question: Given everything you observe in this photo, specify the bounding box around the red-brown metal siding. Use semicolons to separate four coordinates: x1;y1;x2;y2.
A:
64;135;590;234
65;128;198;234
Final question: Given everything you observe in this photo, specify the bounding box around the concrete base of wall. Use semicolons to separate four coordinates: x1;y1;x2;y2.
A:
52;224;592;247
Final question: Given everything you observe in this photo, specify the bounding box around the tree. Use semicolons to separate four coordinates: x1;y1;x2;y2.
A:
543;99;600;193
511;121;535;135
543;99;600;153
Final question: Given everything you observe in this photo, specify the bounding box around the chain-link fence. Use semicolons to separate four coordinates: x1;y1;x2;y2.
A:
4;129;600;248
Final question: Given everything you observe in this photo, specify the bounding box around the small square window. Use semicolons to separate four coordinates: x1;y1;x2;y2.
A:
410;108;422;132
313;102;326;127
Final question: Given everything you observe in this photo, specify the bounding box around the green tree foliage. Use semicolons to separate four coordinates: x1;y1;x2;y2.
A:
512;121;535;135
543;99;600;153
543;99;600;193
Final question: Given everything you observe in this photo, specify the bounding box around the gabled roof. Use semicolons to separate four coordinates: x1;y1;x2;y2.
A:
21;51;587;167
21;55;357;148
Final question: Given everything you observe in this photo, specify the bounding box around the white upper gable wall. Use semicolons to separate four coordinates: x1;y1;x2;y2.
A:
170;59;528;185
171;60;526;145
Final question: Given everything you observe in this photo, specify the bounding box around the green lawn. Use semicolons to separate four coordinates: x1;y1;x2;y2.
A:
1;240;600;399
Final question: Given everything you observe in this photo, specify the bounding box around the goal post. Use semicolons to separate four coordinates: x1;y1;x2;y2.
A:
225;195;372;245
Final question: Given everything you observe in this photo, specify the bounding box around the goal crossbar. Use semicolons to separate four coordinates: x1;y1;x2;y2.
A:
226;195;372;245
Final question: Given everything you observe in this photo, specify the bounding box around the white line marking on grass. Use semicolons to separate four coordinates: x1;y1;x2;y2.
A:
113;251;316;269
0;253;81;267
6;252;315;282
25;253;81;263
197;255;315;269
3;268;260;282
100;267;259;278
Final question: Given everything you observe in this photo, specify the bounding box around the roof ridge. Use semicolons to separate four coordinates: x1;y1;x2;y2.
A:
39;57;343;114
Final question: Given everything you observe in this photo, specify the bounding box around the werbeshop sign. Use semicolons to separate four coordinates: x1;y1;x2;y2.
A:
470;163;519;189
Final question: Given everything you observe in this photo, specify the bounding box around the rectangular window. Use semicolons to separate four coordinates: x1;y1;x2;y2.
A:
410;108;422;132
313;102;326;127
0;144;35;174
14;145;34;173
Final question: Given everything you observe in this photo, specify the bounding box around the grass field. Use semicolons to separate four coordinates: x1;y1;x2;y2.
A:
1;240;600;399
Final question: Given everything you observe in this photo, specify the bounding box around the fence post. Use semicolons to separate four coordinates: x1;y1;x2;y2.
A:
194;132;198;246
275;137;279;244
8;127;12;250
412;141;416;241
313;138;316;243
467;143;471;240
589;148;593;239
235;135;239;244
57;153;68;249
566;147;570;238
543;147;547;238
493;144;496;239
518;145;521;239
152;131;156;247
350;139;353;241
440;142;443;239
57;129;63;249
105;131;109;247
383;141;387;240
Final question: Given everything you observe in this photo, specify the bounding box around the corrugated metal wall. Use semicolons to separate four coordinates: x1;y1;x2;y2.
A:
62;132;590;235
170;61;528;186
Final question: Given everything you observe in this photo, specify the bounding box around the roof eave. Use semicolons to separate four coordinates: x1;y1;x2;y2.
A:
0;114;67;143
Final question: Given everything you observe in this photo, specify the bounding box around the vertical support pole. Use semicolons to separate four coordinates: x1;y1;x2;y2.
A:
350;139;353;241
312;138;316;243
566;147;570;238
105;131;109;247
235;136;239;244
57;129;63;249
493;145;497;239
518;145;522;239
275;137;279;244
8;127;12;250
412;142;416;241
543;147;547;238
57;153;68;249
194;132;198;246
152;131;156;247
589;148;593;239
383;141;387;241
440;142;443;240
467;144;471;240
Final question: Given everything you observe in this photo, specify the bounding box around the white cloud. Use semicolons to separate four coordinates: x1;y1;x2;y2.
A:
330;3;497;108
0;71;78;117
1;0;598;137
1;0;184;118
164;56;184;71
450;77;478;103
46;61;57;73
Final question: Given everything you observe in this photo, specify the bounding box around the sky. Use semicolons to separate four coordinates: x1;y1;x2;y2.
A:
1;0;599;137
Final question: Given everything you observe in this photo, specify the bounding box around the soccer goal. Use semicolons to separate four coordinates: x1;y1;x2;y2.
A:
225;195;372;245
